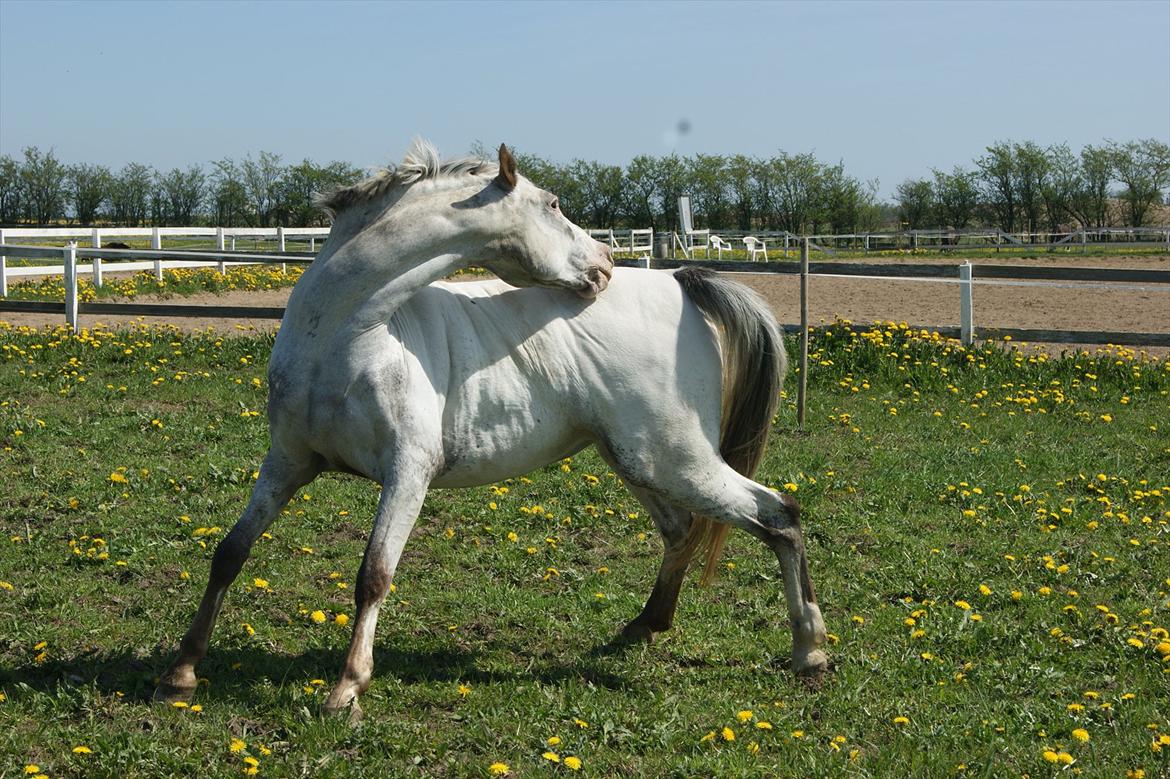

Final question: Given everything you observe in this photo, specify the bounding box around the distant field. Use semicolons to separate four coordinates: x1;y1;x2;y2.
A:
1;319;1167;777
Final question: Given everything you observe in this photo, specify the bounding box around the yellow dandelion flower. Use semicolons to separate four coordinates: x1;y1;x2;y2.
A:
755;721;773;730
1071;728;1089;743
564;756;582;770
546;736;561;746
542;751;560;763
737;710;754;722
488;762;509;776
230;738;247;753
310;610;327;624
72;745;93;753
252;578;268;589
722;726;736;742
334;613;349;626
893;716;909;726
1041;750;1059;763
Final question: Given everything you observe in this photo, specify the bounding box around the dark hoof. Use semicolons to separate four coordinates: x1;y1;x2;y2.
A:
620;621;658;644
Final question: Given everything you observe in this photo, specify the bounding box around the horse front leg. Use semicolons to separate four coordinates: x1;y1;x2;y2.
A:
155;450;317;703
322;477;427;721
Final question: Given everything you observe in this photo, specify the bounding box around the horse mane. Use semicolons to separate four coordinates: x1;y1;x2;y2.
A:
316;138;498;217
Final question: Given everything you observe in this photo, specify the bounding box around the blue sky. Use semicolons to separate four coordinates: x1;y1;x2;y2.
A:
1;0;1167;197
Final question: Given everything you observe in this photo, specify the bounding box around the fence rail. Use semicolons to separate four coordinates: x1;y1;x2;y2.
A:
1;242;1168;350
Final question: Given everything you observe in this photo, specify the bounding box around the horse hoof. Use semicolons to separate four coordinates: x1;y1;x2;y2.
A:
620;622;657;644
153;679;196;705
322;697;363;724
794;650;829;689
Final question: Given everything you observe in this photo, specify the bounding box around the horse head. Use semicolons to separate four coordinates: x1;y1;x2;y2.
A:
452;144;613;299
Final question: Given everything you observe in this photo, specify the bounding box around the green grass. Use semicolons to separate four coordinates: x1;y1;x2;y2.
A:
0;320;1168;777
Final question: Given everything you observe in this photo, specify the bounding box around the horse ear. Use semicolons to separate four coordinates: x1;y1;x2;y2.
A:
495;143;518;192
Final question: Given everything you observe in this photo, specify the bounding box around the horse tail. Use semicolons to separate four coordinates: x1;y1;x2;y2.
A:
672;267;787;586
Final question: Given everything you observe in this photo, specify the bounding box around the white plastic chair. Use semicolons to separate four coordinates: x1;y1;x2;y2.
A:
743;236;768;261
709;235;733;259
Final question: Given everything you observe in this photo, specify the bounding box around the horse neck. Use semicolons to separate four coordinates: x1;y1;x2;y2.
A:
300;203;477;333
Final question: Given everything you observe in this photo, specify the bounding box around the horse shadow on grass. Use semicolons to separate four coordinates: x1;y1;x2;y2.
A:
1;637;640;709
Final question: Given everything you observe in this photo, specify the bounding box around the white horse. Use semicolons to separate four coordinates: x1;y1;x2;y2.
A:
155;141;827;718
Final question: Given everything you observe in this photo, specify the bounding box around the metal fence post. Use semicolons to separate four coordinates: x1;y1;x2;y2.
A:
959;262;974;346
797;238;810;431
64;242;79;332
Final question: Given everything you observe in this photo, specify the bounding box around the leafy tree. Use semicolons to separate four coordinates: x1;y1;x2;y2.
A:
67;163;111;225
686;153;729;229
210;159;250;227
622;155;659;228
159;166;206;225
818;163;878;233
1070;144;1114;228
976;141;1017;233
19;146;69;225
568;159;624;228
0;154;25;225
1109;138;1170;227
726;154;756;230
279;159;363;227
1013;141;1050;237
1039;145;1079;233
895;178;934;229
241;151;284;227
769;152;821;234
652;154;688;232
109;163;154;226
932;167;979;229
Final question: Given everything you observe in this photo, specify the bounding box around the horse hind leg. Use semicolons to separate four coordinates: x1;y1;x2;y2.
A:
619;487;695;644
154;449;319;703
620;458;828;680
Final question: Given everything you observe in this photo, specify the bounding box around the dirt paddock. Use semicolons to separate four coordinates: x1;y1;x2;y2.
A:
2;254;1168;354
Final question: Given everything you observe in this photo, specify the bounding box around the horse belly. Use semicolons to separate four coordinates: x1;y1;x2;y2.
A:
430;392;588;488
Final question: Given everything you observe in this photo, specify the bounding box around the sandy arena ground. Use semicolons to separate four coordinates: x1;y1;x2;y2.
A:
2;255;1168;353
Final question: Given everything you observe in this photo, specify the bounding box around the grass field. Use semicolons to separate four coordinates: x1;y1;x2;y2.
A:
1;318;1168;778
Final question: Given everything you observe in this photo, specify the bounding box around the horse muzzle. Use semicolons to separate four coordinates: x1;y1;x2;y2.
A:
576;264;612;299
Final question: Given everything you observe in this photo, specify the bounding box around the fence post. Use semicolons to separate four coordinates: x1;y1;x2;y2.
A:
277;226;286;252
797;238;810;431
0;228;6;297
959;262;974;346
1080;229;1087;255
64;242;79;332
151;227;163;280
216;227;226;274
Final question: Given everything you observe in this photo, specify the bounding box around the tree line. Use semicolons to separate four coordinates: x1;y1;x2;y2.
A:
0;150;364;229
895;139;1169;233
1;138;1167;233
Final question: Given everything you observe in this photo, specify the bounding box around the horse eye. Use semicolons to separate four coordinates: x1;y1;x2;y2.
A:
550;198;559;211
